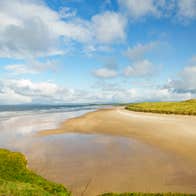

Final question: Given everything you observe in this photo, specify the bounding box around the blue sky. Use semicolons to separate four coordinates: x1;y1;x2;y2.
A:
0;0;196;104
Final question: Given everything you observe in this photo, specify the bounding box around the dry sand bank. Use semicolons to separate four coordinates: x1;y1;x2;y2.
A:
39;107;196;162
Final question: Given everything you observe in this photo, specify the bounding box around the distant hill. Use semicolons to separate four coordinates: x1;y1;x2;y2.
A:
184;99;196;102
125;99;196;115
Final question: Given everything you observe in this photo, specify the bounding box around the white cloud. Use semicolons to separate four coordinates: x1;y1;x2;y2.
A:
118;0;160;19
129;56;196;101
59;7;77;19
0;0;195;60
0;79;136;104
92;80;192;103
0;77;194;104
83;44;113;56
93;58;119;79
125;42;158;60
5;64;37;75
0;18;62;58
178;0;196;19
93;68;118;78
5;59;56;75
0;0;127;59
165;65;196;94
136;88;193;102
92;11;127;43
118;0;196;21
0;79;74;104
124;59;156;77
0;87;32;104
95;88;137;103
91;81;138;102
190;55;196;64
162;55;196;98
0;0;62;58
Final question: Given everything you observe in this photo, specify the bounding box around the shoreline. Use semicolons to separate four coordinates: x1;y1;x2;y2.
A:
38;107;196;162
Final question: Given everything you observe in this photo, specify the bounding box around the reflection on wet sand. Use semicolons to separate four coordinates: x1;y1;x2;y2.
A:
1;108;196;196
14;133;196;196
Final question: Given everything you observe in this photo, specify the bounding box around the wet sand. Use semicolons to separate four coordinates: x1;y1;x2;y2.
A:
26;133;196;196
4;107;196;196
25;107;196;195
39;107;196;162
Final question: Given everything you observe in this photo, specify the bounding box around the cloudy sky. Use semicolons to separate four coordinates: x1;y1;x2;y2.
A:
0;0;196;104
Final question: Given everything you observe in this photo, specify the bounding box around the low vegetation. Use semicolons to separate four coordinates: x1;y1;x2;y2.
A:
0;148;70;196
100;193;196;196
125;99;196;115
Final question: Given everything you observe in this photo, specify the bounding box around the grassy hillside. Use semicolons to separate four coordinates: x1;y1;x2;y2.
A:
125;99;196;115
0;148;70;196
100;193;196;196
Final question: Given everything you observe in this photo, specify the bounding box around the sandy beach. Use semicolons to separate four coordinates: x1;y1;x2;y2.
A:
2;106;196;196
39;107;196;162
32;107;196;195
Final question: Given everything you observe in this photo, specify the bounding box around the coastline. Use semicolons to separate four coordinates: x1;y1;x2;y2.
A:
38;107;196;162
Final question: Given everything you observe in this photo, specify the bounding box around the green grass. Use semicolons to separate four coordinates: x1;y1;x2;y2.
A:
125;99;196;115
100;193;196;196
0;148;70;196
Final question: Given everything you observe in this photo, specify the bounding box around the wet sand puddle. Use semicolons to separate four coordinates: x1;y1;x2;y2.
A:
7;133;196;196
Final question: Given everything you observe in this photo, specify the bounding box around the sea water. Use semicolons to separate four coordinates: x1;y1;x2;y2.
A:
0;104;107;147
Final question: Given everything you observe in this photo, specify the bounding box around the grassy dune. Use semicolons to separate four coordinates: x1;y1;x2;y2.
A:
125;99;196;115
0;148;70;196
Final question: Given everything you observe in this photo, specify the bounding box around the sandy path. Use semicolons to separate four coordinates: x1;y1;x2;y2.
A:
39;107;196;162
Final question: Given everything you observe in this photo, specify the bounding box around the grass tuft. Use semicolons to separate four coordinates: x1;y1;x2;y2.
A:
0;148;70;196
